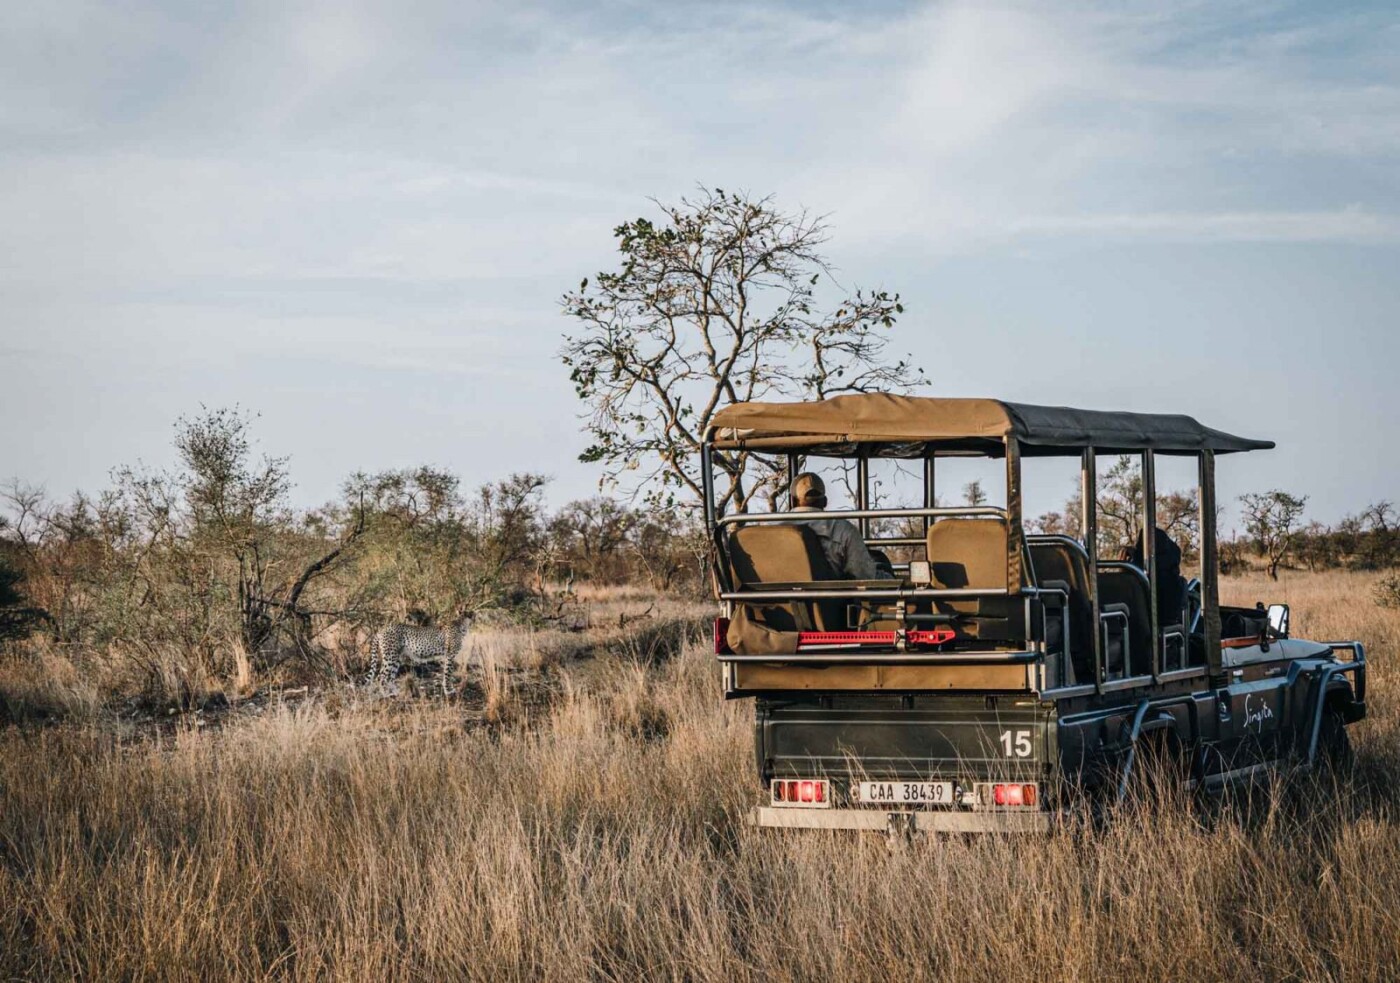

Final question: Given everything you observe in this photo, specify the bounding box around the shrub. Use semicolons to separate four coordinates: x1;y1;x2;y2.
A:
1375;572;1400;609
0;548;47;641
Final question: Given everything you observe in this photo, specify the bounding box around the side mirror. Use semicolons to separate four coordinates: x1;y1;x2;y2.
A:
1267;603;1290;639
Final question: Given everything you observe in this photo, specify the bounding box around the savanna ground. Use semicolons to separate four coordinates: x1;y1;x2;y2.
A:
2;572;1398;981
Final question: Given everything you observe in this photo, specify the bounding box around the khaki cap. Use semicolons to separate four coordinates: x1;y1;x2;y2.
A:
792;472;827;507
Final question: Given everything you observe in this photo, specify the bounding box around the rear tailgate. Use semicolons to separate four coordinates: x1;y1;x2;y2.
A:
758;694;1052;790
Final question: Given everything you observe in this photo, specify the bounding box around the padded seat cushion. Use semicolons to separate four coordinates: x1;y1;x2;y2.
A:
727;524;844;636
1029;541;1094;684
925;518;1022;642
1099;567;1152;678
729;524;836;585
926;518;1010;592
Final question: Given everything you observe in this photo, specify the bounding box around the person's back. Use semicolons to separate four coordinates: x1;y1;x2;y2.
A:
1128;527;1187;627
788;473;894;581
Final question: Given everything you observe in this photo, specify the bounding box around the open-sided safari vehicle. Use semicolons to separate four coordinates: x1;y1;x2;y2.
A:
704;395;1366;832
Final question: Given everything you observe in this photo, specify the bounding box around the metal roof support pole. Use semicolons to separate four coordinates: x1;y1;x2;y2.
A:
1082;447;1102;692
786;453;798;510
1199;450;1224;685
703;444;733;596
702;446;717;526
923;455;937;535
1005;439;1024;592
857;453;871;538
1143;450;1160;681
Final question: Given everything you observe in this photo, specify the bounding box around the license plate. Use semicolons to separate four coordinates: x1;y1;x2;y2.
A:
854;781;956;805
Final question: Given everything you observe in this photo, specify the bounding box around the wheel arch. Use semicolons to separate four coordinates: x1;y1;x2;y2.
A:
1324;679;1365;724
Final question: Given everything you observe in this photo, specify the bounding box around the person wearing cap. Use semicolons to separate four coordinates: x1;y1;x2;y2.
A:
790;472;895;580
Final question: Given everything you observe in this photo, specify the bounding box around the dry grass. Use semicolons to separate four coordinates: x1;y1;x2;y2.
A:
0;636;232;722
1;572;1398;981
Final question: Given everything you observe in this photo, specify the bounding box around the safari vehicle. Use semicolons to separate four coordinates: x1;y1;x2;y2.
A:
703;395;1366;832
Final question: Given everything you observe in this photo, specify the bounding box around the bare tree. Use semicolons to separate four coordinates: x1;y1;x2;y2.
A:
0;480;48;563
1239;489;1308;580
151;407;364;661
561;187;924;513
1295;520;1339;572
1360;501;1398;568
343;468;548;617
1023;458;1199;558
547;498;636;583
171;407;293;654
962;480;987;507
1156;489;1201;557
471;473;549;586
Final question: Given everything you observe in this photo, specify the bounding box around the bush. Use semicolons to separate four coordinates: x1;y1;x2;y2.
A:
1375;572;1400;609
1;407;712;711
0;549;47;641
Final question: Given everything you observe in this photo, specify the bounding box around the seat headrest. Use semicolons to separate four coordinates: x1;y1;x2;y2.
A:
1031;541;1096;597
728;524;835;585
925;518;1011;591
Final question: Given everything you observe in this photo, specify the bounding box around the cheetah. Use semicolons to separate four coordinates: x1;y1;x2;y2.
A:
363;614;474;696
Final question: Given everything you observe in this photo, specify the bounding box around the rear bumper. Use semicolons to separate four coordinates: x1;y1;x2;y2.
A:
749;806;1049;833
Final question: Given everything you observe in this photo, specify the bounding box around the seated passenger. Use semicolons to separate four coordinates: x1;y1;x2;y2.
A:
1120;527;1188;627
790;472;895;580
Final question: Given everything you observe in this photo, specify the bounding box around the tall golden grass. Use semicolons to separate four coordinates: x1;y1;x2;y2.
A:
1;571;1397;981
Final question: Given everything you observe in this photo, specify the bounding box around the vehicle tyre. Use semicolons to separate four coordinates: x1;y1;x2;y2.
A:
1316;705;1354;777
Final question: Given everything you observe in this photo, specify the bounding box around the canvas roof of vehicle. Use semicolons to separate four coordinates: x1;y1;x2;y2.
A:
706;394;1275;458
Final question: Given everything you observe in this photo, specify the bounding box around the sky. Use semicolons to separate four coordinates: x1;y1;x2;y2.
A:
2;0;1397;532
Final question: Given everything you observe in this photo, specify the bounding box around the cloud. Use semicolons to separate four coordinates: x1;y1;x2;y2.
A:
5;0;1398;297
1009;207;1400;243
2;0;1398;511
787;1;1400;250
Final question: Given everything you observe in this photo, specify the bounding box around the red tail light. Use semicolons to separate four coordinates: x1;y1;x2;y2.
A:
771;779;830;808
990;783;1038;808
993;784;1022;806
714;618;732;655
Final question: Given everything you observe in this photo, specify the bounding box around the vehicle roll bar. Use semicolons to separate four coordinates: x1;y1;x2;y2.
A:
716;506;1008;527
719;586;1053;603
